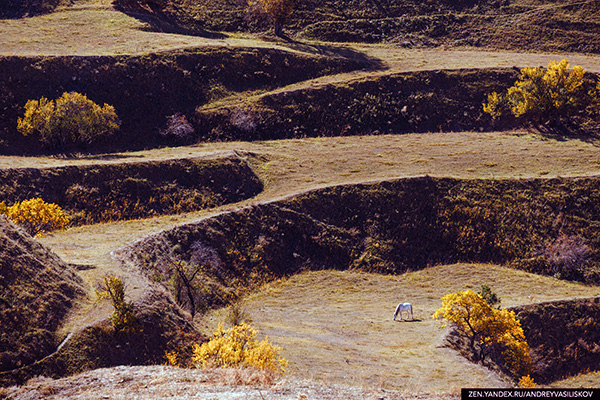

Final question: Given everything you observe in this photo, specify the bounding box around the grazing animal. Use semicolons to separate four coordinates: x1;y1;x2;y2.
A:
393;302;413;321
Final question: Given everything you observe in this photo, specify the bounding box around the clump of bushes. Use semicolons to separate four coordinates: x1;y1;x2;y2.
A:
542;234;591;280
192;322;287;373
247;0;296;36
0;198;68;236
478;284;500;307
483;59;599;133
159;114;195;143
17;92;120;152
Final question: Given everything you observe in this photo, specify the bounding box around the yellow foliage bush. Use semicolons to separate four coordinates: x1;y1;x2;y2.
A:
433;290;532;377
192;322;287;373
483;59;595;129
164;351;181;367
518;374;536;388
1;198;68;236
17;91;120;151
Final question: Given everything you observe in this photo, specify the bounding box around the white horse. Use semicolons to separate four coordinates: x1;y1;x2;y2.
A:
393;302;413;321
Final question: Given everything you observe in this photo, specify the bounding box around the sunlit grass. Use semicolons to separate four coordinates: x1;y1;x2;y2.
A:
197;265;599;392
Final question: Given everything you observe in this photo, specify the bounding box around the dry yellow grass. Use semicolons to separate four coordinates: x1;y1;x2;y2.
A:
2;365;457;399
552;371;600;388
199;265;600;393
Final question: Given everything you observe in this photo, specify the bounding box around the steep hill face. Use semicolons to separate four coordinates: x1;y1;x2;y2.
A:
513;297;600;383
0;217;85;373
0;0;61;18
118;176;600;316
0;154;263;225
0;48;373;154
195;68;521;142
114;0;600;53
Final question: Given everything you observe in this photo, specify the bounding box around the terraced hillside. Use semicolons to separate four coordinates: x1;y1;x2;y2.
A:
115;0;600;52
2;0;600;396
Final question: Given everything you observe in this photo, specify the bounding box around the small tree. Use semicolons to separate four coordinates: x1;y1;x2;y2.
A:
170;261;204;319
483;59;596;131
96;275;139;333
1;198;69;236
17;91;120;151
478;284;500;307
433;290;532;377
247;0;296;37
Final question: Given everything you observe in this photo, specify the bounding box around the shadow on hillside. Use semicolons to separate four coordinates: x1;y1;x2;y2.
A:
263;36;385;70
522;122;600;148
112;0;226;39
394;318;423;323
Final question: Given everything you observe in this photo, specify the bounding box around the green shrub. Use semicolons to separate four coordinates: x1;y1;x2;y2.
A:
17;92;120;151
478;284;500;307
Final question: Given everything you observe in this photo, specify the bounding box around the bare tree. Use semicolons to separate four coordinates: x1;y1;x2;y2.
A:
171;261;203;319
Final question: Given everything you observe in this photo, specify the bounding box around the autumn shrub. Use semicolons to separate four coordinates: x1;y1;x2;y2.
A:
192;322;287;372
541;234;590;280
164;351;181;367
159;114;195;143
96;275;139;333
17;92;120;151
483;59;597;132
0;198;68;236
518;374;536;388
433;290;532;378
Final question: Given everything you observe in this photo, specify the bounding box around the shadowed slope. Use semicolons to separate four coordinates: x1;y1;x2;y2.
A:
0;217;85;373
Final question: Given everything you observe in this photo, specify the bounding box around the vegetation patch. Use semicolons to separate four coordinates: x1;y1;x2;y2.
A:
0;0;61;19
512;297;600;384
0;217;84;376
114;0;600;53
195;68;523;141
0;47;374;154
0;154;263;225
118;175;600;322
0;288;203;386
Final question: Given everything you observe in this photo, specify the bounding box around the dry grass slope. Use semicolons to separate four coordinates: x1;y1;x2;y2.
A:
202;266;600;391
